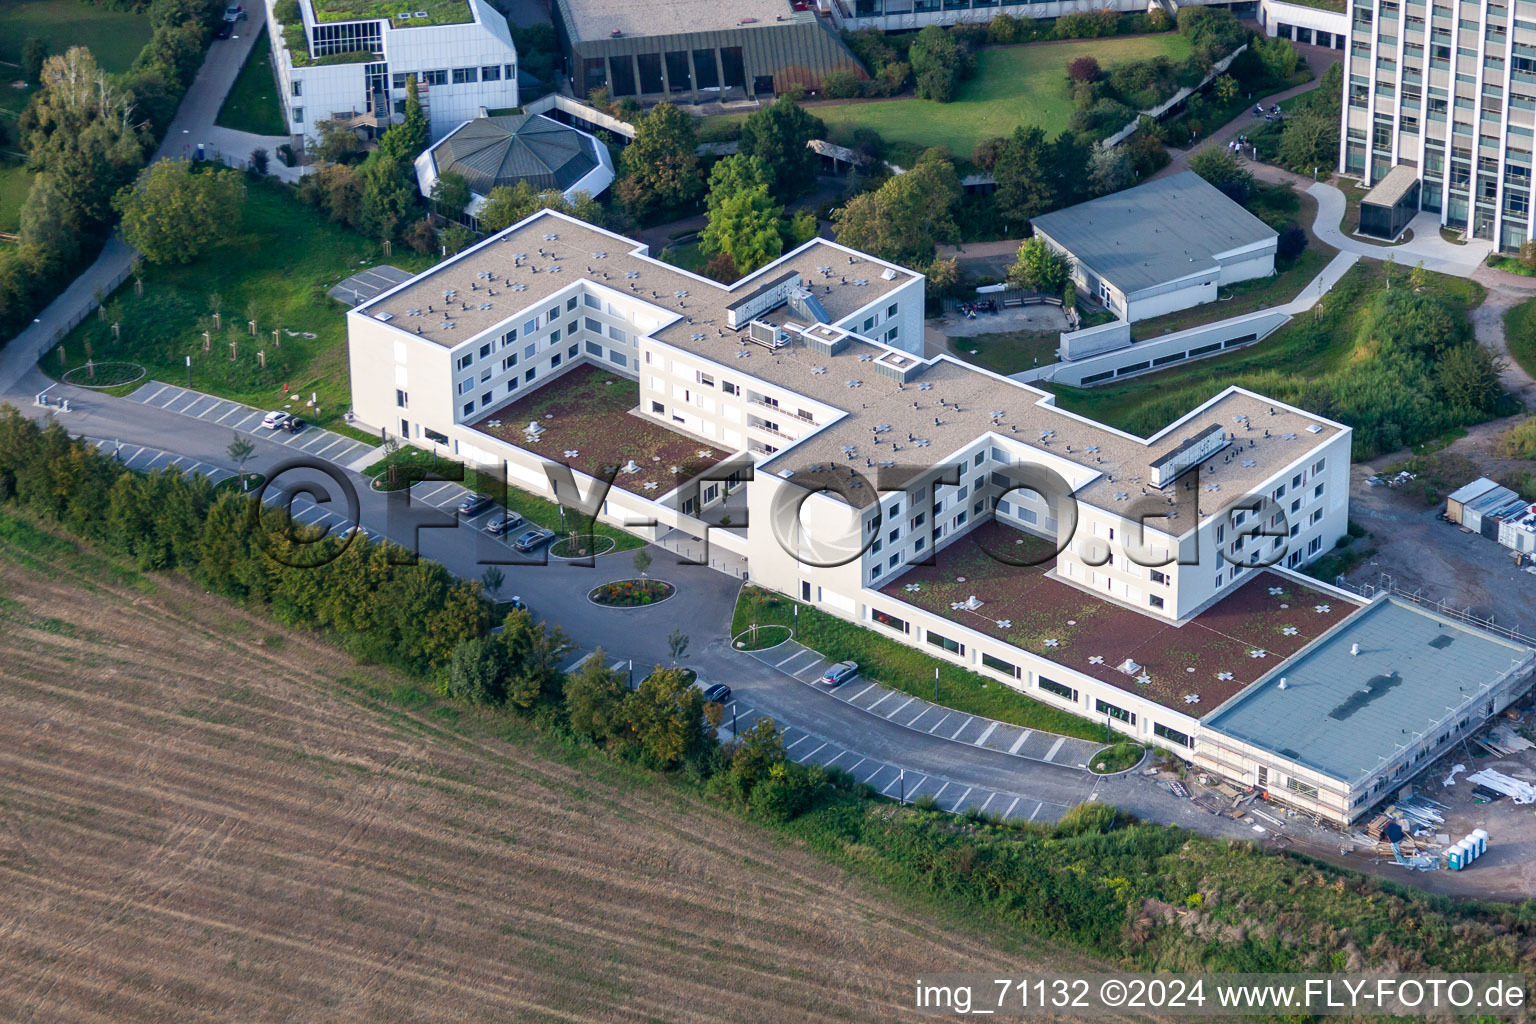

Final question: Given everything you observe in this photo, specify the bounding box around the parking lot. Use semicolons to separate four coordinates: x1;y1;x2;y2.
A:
127;382;376;469
745;640;1104;770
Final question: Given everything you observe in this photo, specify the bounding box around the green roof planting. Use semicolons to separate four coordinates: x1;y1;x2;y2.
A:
309;0;471;27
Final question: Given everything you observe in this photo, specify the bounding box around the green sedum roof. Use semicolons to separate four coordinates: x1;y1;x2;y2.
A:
309;0;471;28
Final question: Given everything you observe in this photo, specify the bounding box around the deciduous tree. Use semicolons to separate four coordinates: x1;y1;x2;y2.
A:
1007;236;1073;293
738;96;824;199
114;159;247;264
615;101;703;220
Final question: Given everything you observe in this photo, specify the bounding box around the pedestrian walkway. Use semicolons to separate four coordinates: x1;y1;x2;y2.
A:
126;381;376;469
0;24;299;396
744;639;1103;770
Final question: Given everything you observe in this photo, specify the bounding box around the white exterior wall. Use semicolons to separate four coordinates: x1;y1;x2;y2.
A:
1258;0;1349;43
1215;246;1277;287
266;0;518;144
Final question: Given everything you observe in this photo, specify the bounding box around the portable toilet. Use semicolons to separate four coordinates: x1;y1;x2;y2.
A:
1472;829;1489;858
1447;844;1463;871
1458;838;1477;867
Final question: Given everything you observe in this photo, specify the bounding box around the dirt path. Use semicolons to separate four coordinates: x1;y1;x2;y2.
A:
0;524;1105;1023
1468;279;1536;406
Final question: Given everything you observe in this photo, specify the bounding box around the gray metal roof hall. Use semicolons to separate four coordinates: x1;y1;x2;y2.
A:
1030;171;1279;298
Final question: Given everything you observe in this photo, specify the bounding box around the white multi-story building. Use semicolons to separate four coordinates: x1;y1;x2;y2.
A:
1341;0;1536;249
264;0;519;144
345;211;1513;824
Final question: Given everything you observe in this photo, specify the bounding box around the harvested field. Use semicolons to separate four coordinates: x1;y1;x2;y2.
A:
0;516;1091;1022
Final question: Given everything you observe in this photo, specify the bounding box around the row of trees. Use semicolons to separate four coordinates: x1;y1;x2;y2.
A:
0;406;838;820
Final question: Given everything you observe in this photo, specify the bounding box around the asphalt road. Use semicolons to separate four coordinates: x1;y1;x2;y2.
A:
9;368;1271;838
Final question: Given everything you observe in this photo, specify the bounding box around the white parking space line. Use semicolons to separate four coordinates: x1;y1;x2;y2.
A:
139;383;170;404
1005;796;1021;819
795;742;826;762
792;663;826;681
975;722;999;747
980;792;996;813
823;750;848;766
858;764;886;784
1029;803;1043;821
1044;737;1066;762
775;649;808;669
845;757;867;775
184;396;218;417
213;404;245;423
147;387;181;407
312;437;349;458
931;781;950;803
170;393;205;414
302;434;339;453
785;734;811;750
905;707;931;727
927;712;951;734
419;483;453;502
848;682;877;702
880;774;903;796
233;412;263;430
866;691;893;712
145;453;170;469
950;787;973;811
885;696;914;719
1008;731;1032;755
950;717;972;740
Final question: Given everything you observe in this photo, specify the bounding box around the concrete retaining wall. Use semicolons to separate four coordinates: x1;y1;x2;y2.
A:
1030;309;1291;387
1058;318;1132;360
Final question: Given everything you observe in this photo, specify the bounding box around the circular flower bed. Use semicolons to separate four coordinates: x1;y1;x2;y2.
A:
62;361;146;388
551;534;616;559
732;624;793;652
588;578;674;607
1089;741;1146;776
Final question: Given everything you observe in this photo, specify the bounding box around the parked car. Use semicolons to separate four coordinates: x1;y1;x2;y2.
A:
702;683;732;704
486;511;524;536
512;527;555;552
457;493;494;517
281;417;307;434
213;18;233;36
817;660;858;688
225;3;246;18
260;410;290;429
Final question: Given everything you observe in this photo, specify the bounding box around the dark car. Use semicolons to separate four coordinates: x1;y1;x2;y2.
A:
213;19;233;37
512;527;553;552
486;511;524;536
702;683;732;704
458;493;494;517
281;417;307;434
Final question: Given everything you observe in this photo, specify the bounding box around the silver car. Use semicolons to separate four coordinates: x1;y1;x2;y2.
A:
817;661;858;688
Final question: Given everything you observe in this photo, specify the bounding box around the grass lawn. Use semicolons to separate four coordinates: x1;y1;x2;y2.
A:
310;0;468;26
731;584;1105;741
1046;262;1486;455
364;445;647;553
704;35;1191;161
1487;254;1536;277
1505;296;1536;383
216;26;285;137
0;159;32;234
949;328;1061;375
0;0;152;73
659;239;708;275
45;178;434;432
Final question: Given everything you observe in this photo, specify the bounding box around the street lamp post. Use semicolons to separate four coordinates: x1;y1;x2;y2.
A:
899;769;905;805
934;667;939;702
